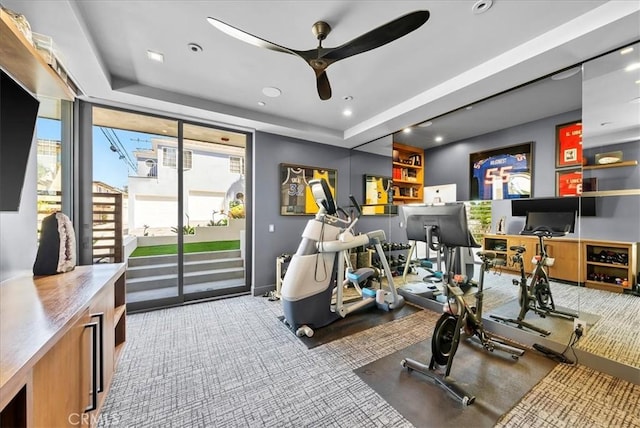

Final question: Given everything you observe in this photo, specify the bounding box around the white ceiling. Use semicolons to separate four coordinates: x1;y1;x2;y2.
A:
5;1;640;150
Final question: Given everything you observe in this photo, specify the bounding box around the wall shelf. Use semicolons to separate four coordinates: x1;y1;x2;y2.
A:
0;8;75;100
582;160;637;170
582;189;640;197
392;142;424;204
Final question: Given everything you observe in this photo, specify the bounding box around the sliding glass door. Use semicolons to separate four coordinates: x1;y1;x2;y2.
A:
90;106;249;310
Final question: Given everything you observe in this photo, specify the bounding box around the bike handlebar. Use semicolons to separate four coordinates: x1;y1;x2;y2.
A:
521;225;567;238
349;195;362;218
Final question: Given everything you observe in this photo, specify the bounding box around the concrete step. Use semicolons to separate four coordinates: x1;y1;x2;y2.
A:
126;257;243;279
126;277;247;303
126;267;244;292
127;250;241;267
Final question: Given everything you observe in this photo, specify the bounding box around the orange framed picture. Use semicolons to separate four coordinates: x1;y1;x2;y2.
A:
556;121;582;168
556;168;583;197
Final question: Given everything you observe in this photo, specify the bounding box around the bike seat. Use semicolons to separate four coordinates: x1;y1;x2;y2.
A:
509;245;526;253
476;250;496;260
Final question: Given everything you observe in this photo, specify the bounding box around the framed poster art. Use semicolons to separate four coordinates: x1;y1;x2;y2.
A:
556;121;583;168
469;142;533;201
362;174;398;215
280;163;337;215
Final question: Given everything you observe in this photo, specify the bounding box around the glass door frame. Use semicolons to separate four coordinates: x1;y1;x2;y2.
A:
76;101;252;312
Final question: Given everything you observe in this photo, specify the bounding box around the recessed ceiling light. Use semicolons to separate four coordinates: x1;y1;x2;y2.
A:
343;109;352;117
147;50;164;63
402;128;411;134
435;136;443;142
262;87;282;97
624;62;640;72
343;95;354;101
258;101;266;106
600;122;613;126
620;47;634;55
418;121;433;127
472;0;493;14
465;105;473;110
187;43;203;53
635;79;640;84
630;97;640;104
551;67;581;80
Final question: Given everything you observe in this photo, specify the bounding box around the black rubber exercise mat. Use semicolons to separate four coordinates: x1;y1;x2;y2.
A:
279;303;421;349
354;337;557;427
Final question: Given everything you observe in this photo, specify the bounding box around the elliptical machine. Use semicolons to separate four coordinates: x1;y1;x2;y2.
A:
281;178;404;337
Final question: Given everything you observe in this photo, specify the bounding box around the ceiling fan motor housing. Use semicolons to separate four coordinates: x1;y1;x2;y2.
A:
312;21;331;41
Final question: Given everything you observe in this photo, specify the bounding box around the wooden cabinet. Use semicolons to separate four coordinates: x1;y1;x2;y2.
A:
32;309;92;427
0;264;126;427
392;142;424;204
485;234;581;283
540;239;580;283
483;234;638;292
584;240;638;293
483;234;538;274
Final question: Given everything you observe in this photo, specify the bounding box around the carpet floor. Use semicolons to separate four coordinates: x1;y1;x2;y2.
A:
98;275;640;427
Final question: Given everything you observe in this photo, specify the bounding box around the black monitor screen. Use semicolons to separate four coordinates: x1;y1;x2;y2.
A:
401;203;478;248
523;211;576;234
511;197;596;217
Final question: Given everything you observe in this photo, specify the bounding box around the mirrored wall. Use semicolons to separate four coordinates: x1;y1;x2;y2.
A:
349;41;640;374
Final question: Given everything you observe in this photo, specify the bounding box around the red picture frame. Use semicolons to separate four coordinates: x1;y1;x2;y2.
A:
556;168;583;197
556;121;583;168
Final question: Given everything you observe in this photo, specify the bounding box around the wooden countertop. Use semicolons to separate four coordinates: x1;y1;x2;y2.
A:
0;264;125;397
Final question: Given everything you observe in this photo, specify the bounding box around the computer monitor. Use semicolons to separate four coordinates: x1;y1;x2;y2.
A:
401;203;478;248
522;211;576;235
424;183;457;205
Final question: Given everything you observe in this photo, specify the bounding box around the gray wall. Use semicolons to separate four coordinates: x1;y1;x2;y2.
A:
425;110;640;242
348;149;405;244
252;132;405;294
252;131;350;295
0;137;38;281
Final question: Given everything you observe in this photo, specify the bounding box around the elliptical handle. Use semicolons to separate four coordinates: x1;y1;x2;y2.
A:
349;195;362;218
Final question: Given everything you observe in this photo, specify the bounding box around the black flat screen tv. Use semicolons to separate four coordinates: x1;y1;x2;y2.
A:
511;196;596;217
0;70;40;211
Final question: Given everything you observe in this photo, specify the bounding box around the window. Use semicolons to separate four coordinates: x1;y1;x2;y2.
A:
183;150;193;170
230;156;244;174
162;148;192;169
162;147;177;168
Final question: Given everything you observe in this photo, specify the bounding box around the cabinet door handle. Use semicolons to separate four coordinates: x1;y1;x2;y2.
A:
84;321;99;413
90;312;105;393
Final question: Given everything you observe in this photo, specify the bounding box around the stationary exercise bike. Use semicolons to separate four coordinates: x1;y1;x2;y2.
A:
401;204;524;406
281;178;404;337
490;212;578;336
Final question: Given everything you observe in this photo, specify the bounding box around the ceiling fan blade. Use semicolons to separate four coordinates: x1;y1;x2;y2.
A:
207;17;300;57
322;10;429;62
315;70;332;100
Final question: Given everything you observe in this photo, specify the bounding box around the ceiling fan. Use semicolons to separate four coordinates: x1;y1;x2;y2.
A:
207;10;430;100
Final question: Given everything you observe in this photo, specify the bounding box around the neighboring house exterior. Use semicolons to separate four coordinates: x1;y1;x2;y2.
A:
129;138;244;233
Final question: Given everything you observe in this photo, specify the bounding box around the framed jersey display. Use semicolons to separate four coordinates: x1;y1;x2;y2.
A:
469;142;533;201
362;174;398;215
556;121;582;168
280;163;337;215
556;168;583;197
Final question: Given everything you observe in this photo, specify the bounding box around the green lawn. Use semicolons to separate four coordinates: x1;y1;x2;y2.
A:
130;240;240;257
